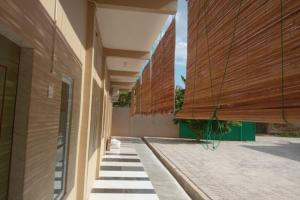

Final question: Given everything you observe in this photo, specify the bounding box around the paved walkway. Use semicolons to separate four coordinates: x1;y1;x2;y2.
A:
89;138;190;200
145;136;300;200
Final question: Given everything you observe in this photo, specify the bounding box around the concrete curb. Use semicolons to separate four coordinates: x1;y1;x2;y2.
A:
143;137;212;200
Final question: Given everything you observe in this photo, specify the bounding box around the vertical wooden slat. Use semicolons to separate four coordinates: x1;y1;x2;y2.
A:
151;19;175;114
141;64;151;114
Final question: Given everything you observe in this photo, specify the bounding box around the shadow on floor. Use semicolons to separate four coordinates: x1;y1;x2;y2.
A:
116;138;144;144
242;142;300;162
145;137;210;145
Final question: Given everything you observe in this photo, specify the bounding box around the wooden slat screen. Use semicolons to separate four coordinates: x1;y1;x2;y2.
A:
151;19;175;113
177;0;300;124
135;79;142;114
141;64;151;114
130;86;136;116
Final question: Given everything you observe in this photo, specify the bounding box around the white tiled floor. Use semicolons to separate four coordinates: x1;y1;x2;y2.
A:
100;171;148;178
104;155;139;159
93;180;154;189
89;193;159;200
89;140;159;200
100;161;143;167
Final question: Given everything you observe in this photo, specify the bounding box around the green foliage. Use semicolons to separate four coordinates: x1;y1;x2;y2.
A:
175;75;186;114
179;119;241;141
174;75;241;141
113;92;132;107
175;86;185;113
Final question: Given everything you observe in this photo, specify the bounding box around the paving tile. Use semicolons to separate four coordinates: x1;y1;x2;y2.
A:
145;136;300;200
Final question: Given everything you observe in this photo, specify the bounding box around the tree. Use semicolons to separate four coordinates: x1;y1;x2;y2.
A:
113;92;132;107
174;75;241;142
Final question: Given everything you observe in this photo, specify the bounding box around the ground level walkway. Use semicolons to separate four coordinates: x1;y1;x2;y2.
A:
145;136;300;200
89;137;190;200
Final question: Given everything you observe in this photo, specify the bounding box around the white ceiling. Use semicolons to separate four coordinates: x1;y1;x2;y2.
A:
106;57;145;72
110;75;137;83
96;8;168;51
96;6;170;90
110;84;133;90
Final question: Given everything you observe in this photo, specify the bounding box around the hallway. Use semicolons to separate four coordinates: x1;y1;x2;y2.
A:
89;138;190;200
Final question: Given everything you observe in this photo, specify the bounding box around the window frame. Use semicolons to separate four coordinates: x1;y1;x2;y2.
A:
54;75;73;200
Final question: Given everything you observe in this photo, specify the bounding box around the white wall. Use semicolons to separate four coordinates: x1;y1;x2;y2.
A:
112;107;131;136
112;107;179;138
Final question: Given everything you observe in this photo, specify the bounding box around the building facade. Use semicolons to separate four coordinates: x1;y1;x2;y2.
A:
0;1;111;200
0;0;177;199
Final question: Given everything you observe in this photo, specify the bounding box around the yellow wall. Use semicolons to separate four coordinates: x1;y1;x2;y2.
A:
39;0;87;64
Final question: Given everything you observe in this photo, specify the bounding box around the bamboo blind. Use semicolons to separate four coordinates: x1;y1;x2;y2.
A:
151;19;175;113
130;86;136;116
141;64;152;114
177;0;300;124
135;79;142;114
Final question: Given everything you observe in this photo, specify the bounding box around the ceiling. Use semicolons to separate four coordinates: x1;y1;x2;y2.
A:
96;8;168;51
106;57;145;72
95;0;177;92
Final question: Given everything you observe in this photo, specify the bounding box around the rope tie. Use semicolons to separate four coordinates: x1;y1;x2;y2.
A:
202;0;244;150
191;0;205;119
280;0;289;125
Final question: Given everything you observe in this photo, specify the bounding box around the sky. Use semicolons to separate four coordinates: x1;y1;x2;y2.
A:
175;0;188;88
145;0;187;88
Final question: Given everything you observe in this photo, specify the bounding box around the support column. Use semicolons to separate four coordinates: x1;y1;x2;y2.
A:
76;2;96;200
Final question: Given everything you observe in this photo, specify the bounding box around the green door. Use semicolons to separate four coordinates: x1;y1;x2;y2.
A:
0;34;20;200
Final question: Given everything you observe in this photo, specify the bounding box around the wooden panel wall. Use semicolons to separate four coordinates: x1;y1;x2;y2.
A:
0;34;20;200
151;19;175;113
178;0;300;124
9;48;33;200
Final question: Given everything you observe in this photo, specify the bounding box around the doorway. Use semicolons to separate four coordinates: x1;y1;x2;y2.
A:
0;34;20;200
53;76;73;200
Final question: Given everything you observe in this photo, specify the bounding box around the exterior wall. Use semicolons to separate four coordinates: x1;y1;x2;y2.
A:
130;114;178;138
9;48;33;200
267;124;300;134
0;1;113;200
76;3;112;200
112;107;179;138
112;107;131;136
39;0;87;64
0;1;84;199
86;81;101;197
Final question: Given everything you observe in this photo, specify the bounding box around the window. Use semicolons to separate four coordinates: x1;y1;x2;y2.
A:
53;76;73;200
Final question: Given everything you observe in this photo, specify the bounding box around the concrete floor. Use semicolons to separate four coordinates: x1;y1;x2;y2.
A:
145;136;300;200
89;138;190;200
132;138;191;200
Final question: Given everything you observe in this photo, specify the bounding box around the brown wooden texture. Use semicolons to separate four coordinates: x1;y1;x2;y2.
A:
135;79;142;114
141;64;151;114
130;86;136;116
0;1;84;199
177;0;300;124
151;19;175;113
0;34;20;200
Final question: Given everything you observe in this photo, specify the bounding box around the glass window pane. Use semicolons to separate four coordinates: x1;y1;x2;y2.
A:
53;78;72;200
